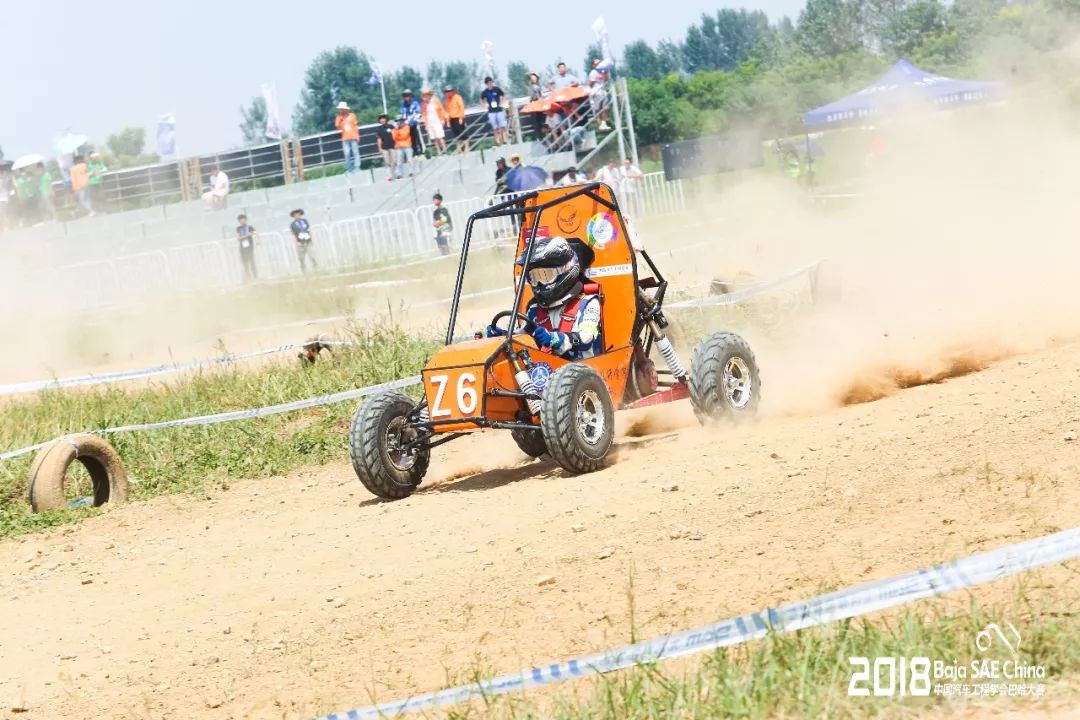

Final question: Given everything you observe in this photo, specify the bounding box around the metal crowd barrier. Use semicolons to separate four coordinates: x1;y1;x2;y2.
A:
47;174;684;311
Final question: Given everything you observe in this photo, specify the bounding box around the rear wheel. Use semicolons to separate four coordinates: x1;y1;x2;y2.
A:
688;332;761;423
540;364;614;473
511;427;547;458
349;392;430;499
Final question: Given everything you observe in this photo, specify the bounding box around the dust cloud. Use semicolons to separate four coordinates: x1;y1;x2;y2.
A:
678;85;1080;415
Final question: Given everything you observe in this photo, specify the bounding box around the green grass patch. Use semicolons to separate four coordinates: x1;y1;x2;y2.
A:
0;323;437;539
442;588;1080;719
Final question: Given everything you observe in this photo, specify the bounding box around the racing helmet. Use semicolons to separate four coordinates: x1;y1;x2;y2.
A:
517;236;582;308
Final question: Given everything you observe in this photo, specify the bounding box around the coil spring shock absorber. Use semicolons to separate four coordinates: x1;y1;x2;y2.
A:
651;320;688;381
509;347;543;416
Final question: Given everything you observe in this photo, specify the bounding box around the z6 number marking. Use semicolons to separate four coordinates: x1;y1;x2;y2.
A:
429;372;478;418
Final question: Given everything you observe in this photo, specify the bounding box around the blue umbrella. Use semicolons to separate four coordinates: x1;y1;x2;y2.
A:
505;165;548;192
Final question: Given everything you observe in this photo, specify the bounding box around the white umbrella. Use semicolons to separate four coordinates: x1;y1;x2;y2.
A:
11;154;46;170
55;133;88;155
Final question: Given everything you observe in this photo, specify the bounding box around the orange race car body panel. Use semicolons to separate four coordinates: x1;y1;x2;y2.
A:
422;182;654;435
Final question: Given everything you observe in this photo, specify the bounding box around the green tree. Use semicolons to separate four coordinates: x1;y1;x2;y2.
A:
292;46;381;135
239;96;268;146
624;40;663;79
797;0;865;57
506;60;531;96
882;0;949;56
106;127;146;158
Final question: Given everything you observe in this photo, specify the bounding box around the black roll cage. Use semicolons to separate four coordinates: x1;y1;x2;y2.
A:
444;182;671;349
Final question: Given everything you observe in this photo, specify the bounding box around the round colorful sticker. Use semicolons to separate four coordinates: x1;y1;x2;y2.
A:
587;212;619;249
529;362;553;393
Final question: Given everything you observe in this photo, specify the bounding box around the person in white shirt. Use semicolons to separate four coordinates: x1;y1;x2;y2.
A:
559;166;584;186
548;62;580;90
202;166;229;210
587;59;611;131
594;159;620;193
619;157;645;216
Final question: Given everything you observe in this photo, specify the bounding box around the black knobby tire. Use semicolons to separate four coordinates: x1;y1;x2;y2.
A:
511;427;547;458
349;392;430;499
540;364;614;474
688;331;761;423
28;434;129;512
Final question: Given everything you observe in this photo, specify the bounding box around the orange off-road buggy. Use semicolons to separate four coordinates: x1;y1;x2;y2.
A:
349;183;760;499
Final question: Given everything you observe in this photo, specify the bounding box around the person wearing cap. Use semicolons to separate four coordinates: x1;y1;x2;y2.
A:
480;76;508;146
335;101;361;173
391;117;414;179
236;213;258;282
400;90;423;156
289;208;318;273
374;114;397;182
587;59;612;132
431;192;452;256
444;85;468;154
421;88;449;154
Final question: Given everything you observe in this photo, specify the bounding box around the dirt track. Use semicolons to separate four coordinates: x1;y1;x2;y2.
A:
2;334;1079;718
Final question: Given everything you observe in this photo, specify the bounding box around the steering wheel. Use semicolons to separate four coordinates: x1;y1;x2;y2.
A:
489;310;535;336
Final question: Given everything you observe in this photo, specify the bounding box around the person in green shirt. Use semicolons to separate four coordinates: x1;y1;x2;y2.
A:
37;165;54;221
87;152;106;212
15;170;39;225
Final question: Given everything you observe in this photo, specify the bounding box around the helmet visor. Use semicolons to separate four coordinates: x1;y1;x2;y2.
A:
528;260;574;286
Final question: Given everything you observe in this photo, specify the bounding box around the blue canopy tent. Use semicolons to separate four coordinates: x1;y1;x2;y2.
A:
803;60;999;128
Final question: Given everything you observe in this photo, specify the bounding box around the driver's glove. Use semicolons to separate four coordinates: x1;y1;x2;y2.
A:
484;325;507;338
531;324;567;351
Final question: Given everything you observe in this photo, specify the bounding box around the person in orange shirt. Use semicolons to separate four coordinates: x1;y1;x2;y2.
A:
421;87;449;154
69;155;93;214
391;117;414;179
444;85;468;154
334;101;361;173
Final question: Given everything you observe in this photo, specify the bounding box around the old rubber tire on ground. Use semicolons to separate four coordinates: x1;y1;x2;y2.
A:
540;364;614;473
688;331;761;423
349;392;430;499
511;427;547;458
28;433;129;512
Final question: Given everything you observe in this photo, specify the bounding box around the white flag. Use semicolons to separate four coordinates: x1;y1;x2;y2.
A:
591;16;614;66
481;40;496;76
261;82;282;140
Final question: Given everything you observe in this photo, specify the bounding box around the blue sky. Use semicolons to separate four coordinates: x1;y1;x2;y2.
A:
0;0;804;159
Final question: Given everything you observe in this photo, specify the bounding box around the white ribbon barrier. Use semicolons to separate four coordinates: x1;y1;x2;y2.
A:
315;526;1080;720
0;376;421;462
0;340;355;398
0;259;823;462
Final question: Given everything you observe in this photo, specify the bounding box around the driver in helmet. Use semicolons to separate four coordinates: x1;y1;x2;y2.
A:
487;236;601;359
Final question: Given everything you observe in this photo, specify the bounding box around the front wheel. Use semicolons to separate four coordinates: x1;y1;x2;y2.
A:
349;392;430;499
540;364;614;473
688;332;761;423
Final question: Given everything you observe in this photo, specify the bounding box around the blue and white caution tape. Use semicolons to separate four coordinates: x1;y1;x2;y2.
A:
0;340;355;397
315;526;1080;720
0;376;421;462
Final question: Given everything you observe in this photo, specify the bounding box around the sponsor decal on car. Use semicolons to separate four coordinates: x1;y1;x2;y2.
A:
587;212;618;249
529;362;553;393
586;263;633;278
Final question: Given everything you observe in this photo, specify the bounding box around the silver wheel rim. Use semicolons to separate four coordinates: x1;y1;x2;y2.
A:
577;389;606;445
384;416;417;471
724;357;753;409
